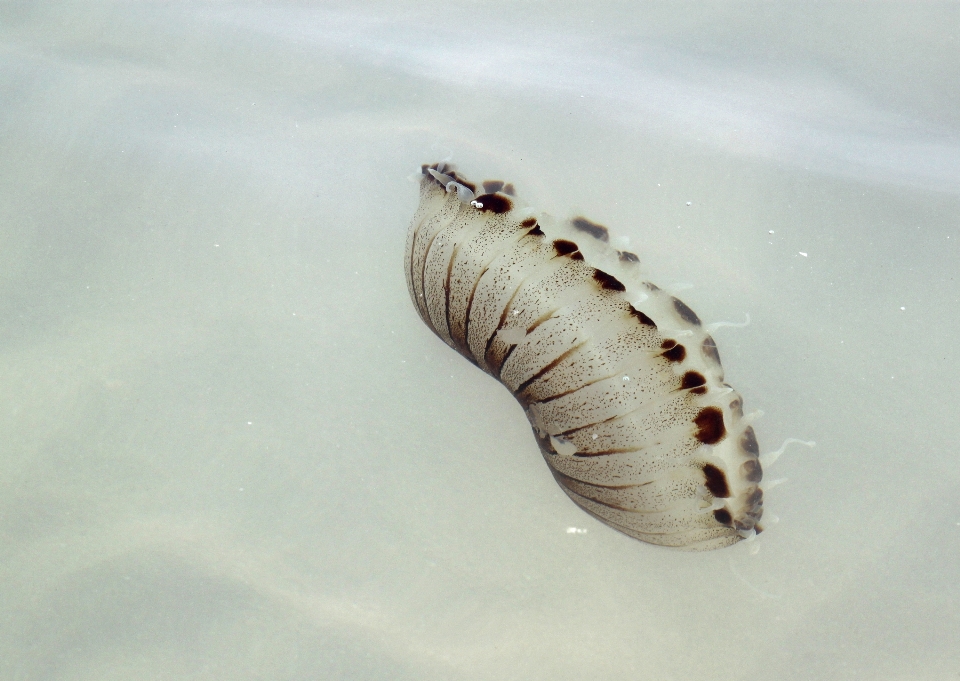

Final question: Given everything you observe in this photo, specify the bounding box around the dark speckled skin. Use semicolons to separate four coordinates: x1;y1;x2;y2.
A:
405;163;763;550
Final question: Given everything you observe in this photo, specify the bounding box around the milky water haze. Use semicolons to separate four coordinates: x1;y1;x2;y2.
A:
2;3;958;679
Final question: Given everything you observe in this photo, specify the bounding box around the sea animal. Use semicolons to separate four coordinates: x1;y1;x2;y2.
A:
404;162;763;550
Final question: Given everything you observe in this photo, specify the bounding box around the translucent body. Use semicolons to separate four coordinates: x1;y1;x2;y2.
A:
405;163;764;550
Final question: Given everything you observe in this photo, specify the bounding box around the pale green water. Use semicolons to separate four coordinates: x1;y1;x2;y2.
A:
1;3;958;679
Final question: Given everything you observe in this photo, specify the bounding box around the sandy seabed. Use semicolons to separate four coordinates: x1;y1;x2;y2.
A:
1;3;958;680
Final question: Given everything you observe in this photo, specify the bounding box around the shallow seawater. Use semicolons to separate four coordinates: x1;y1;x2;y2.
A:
1;3;958;679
